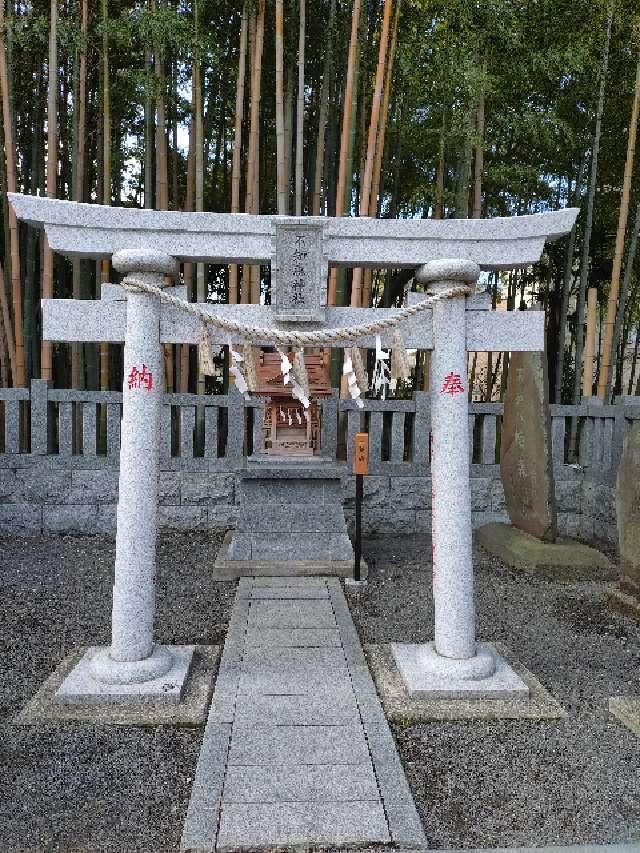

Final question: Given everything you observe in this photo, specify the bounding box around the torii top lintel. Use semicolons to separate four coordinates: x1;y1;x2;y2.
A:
8;194;578;272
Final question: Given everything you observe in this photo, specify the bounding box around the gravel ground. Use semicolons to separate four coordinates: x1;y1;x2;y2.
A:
346;535;640;850
2;531;640;851
0;531;235;853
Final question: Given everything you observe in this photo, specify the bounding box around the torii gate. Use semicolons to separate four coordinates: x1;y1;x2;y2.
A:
10;193;577;701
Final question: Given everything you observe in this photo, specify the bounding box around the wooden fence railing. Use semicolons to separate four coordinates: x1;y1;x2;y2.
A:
0;380;638;482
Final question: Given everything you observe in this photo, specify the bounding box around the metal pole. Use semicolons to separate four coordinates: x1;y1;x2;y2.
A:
354;473;363;581
352;431;369;582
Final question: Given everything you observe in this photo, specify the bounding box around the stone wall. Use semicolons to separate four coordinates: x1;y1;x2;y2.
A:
0;461;238;535
0;456;614;543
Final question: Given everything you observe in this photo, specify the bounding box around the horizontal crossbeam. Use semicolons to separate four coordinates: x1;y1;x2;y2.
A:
42;294;544;352
10;194;578;272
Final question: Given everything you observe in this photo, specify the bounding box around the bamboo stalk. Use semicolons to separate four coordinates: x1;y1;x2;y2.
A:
472;60;486;220
41;0;58;382
362;0;401;306
572;3;612;407
434;105;446;219
0;0;18;384
327;0;362;305
611;202;640;398
249;0;264;304
275;0;286;214
350;0;394;308
312;0;336;216
241;12;256;305
368;0;400;220
294;0;305;215
71;0;87;396
598;49;640;400
229;6;248;304
583;287;598;397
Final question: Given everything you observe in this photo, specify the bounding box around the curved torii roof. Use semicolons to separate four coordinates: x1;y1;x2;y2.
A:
8;194;578;271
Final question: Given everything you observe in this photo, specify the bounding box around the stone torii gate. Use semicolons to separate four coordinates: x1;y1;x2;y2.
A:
10;193;577;702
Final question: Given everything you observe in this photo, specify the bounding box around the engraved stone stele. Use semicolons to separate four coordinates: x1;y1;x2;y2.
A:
273;220;327;322
616;421;640;597
500;347;557;542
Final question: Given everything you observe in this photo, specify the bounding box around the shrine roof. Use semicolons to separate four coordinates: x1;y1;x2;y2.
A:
253;352;332;397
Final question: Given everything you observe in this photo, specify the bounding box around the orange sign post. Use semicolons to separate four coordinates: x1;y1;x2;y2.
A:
353;432;369;475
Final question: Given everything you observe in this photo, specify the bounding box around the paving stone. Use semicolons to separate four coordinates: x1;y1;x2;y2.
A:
222;763;379;803
241;646;347;671
247;599;336;629
181;577;425;851
180;723;231;853
217;801;390;849
228;724;370;766
233;691;359;726
244;628;342;647
251;576;325;586
238;664;353;696
246;586;330;600
238;579;329;599
384;799;429;847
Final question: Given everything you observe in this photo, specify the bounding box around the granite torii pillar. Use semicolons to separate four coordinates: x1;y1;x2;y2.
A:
89;250;185;687
389;260;510;697
65;250;196;702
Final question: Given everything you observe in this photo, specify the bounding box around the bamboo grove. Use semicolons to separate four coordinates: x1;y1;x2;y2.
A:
0;0;640;404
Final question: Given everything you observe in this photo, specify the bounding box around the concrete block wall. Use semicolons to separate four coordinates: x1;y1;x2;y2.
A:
0;457;614;544
0;461;238;535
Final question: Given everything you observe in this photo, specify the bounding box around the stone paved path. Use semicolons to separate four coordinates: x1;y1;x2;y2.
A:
181;576;427;852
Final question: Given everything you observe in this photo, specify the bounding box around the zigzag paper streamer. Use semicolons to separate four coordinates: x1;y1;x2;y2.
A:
292;349;310;399
243;344;258;392
372;334;390;400
390;329;411;390
343;353;364;409
228;337;250;399
197;323;217;376
277;346;309;409
349;345;369;396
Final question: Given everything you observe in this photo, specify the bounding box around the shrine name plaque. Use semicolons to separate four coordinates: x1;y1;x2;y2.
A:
273;221;327;322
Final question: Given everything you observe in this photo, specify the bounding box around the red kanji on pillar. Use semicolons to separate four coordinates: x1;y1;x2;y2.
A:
127;364;153;391
441;371;465;396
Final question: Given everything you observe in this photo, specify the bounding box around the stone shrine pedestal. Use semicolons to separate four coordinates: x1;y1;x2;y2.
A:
215;456;361;578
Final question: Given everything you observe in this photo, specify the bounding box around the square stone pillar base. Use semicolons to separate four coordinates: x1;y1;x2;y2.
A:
391;642;530;699
54;645;195;705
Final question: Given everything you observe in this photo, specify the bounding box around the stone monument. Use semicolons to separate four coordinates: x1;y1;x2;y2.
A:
500;347;557;541
477;308;610;576
10;192;577;702
616;420;640;598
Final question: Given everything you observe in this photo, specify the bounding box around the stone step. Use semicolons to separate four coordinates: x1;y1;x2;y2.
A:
236;503;347;533
228;531;354;562
238;476;342;505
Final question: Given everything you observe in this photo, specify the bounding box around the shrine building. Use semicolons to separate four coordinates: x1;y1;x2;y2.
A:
252;348;331;456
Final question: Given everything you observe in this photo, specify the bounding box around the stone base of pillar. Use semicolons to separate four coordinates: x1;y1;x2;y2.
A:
54;644;195;705
390;641;530;699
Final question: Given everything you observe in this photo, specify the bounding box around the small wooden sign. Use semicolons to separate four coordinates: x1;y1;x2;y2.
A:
353;432;369;475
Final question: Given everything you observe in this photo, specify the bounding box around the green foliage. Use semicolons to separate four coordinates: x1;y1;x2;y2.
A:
1;0;640;393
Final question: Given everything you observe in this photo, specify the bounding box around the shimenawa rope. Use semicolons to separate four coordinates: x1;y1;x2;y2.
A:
121;274;472;347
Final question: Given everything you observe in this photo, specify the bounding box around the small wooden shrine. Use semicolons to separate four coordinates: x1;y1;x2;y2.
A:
253;349;331;456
